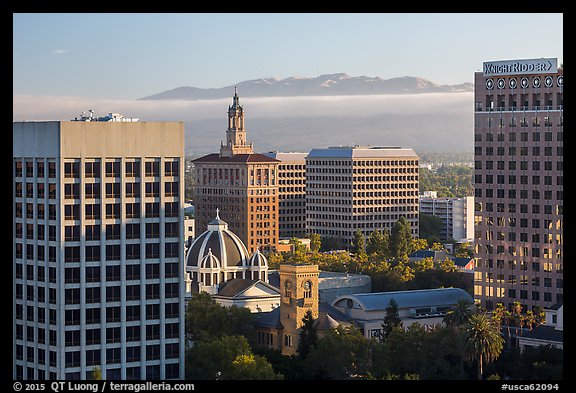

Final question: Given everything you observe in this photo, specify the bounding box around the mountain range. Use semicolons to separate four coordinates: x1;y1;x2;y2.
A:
139;73;473;100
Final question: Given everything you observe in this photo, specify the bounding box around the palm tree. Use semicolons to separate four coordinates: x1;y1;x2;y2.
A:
492;303;512;349
464;312;504;380
443;299;474;329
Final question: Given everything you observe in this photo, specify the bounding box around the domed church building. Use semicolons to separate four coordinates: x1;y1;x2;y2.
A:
185;210;280;311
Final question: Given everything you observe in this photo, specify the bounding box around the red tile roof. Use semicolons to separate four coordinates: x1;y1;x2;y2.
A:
193;153;280;163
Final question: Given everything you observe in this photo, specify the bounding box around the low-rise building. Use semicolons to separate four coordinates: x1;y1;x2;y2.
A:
331;288;474;339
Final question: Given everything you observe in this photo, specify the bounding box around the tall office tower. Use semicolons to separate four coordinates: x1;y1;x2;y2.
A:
474;58;563;311
263;152;307;238
13;116;185;380
306;146;419;249
193;90;280;253
419;192;474;242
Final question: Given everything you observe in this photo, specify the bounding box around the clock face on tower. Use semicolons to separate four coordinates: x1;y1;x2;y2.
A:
303;281;311;290
285;280;292;289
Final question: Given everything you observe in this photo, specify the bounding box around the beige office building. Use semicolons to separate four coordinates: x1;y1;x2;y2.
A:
306;146;419;249
13;116;185;380
264;152;307;238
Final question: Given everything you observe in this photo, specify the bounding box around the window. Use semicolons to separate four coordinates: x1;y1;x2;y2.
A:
165;242;179;258
165;182;179;197
106;203;120;219
65;309;80;326
86;224;101;241
106;224;121;240
85;162;101;178
106;265;121;281
146;284;160;300
86;245;100;262
65;225;80;241
106;348;121;364
126;182;140;198
86;349;101;366
65;267;80;283
145;182;160;198
85;204;101;220
126;285;140;301
106;286;121;302
106;306;121;323
106;183;121;198
165;322;179;339
86;287;100;303
106;161;120;178
126;203;140;219
126;326;141;342
106;245;121;261
165;222;179;238
65;204;80;220
126;305;140;321
146;324;160;339
165;202;179;218
165;283;179;299
64;162;80;178
86;328;100;345
65;246;80;263
126;264;140;281
126;346;140;363
145;202;160;218
145;161;160;177
85;183;100;199
126;244;141;260
146;264;160;279
126;223;140;239
64;183;80;199
125;161;140;178
146;243;160;259
165;161;179;176
146;223;161;238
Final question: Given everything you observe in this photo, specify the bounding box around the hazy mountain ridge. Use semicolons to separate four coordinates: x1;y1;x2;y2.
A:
139;73;473;100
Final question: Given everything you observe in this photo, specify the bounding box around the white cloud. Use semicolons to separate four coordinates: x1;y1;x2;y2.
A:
53;49;68;55
13;92;473;122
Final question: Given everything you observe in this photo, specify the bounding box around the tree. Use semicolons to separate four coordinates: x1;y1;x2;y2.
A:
227;354;283;380
305;325;371;379
366;229;389;258
90;366;102;380
185;335;253;379
454;242;474;258
443;299;474;329
308;233;321;253
298;310;318;359
185;292;255;343
464;313;504;380
382;298;402;339
351;230;366;256
390;217;412;259
419;213;444;243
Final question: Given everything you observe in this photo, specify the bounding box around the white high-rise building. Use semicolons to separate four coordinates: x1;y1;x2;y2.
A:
13;117;185;380
419;191;474;242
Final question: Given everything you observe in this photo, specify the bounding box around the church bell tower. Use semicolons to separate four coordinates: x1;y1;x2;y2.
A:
278;264;319;356
220;87;254;158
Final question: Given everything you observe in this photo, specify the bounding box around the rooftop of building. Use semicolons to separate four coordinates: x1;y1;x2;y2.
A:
307;145;418;159
332;287;473;312
264;151;308;162
192;153;280;164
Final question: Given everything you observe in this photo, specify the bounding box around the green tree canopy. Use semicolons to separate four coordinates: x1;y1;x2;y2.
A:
298;310;318;359
185;335;252;380
419;214;444;243
390;217;412;259
227;354;284;380
465;313;504;380
382;298;402;339
366;229;390;258
351;230;366;256
185;292;255;343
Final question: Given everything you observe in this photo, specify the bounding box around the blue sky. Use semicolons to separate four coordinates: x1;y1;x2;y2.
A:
13;13;563;100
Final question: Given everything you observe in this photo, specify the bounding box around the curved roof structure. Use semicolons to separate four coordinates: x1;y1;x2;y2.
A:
332;287;473;312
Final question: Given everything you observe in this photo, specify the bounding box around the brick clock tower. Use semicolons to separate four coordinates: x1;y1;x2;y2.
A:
279;264;319;356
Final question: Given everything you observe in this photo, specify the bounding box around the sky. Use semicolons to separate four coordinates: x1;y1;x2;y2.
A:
13;13;563;100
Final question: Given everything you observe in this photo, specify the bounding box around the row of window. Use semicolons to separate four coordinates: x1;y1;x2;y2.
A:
306;159;418;167
15;222;179;244
15;282;180;304
15;362;180;381
475;159;562;171
475;130;562;142
474;188;562;202
14;160;179;179
477;287;563;305
15;262;180;282
15;302;180;326
474;146;563;156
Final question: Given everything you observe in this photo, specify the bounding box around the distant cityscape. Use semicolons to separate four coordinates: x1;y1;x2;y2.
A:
13;57;562;381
